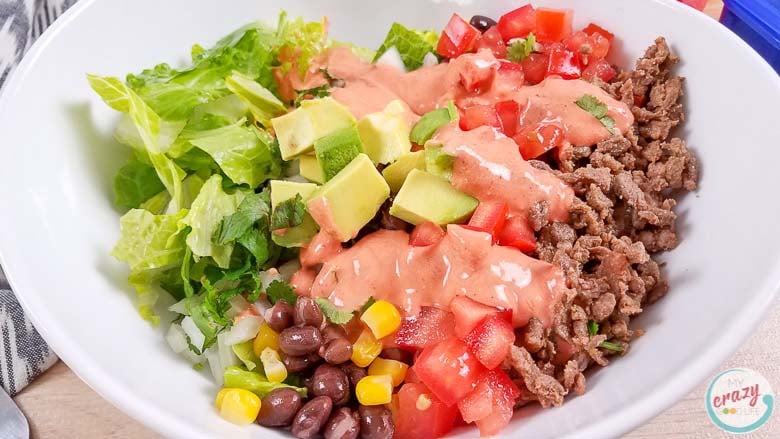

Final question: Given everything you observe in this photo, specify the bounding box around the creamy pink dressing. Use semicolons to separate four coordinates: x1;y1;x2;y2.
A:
294;227;566;328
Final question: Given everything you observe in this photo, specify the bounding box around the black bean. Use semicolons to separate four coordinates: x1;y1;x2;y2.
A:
320;337;353;365
341;363;367;392
279;326;322;356
266;301;294;333
295;296;324;327
357;406;394;439
311;364;350;405
469;15;498;33
292;396;333;439
283;353;320;374
379;348;412;364
324;407;361;439
321;324;348;343
256;388;302;427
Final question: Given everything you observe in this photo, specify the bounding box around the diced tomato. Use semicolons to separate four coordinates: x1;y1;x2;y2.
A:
582;58;617;83
497;60;525;86
395;306;455;350
494;101;520;137
413;338;487;406
458;370;521;436
409;221;445;247
467;200;509;240
582;23;615;42
534;8;573;42
450;295;511;340
458;56;497;93
437;14;481;58
475;26;507;59
461;104;502;131
563;31;589;56
514;122;565;160
562;30;610;66
497;216;537;253
546;46;581;79
465;314;516;369
521;52;549;85
496;4;536;42
678;0;707;11
395;383;459;439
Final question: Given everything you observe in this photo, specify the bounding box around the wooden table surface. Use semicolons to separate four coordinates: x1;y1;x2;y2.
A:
17;1;780;438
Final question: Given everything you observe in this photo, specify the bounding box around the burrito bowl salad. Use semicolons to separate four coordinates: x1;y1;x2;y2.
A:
89;3;697;438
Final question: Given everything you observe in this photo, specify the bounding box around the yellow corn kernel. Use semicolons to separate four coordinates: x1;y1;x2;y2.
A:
253;323;279;357
214;388;261;426
356;375;393;406
368;358;408;387
360;300;402;339
351;329;382;367
260;347;288;383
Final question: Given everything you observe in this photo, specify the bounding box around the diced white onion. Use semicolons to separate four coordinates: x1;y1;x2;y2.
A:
165;323;188;354
181;316;205;352
259;268;282;290
168;298;188;315
226;295;250;320
423;52;439;67
204;345;224;386
278;260;301;282
217;333;239;370
376;46;407;72
225;315;263;345
253;297;272;316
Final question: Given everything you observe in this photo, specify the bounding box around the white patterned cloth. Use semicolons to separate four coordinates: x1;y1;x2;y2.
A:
0;0;76;396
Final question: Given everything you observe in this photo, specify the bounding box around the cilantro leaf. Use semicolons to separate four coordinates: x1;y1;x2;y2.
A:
506;34;536;63
294;84;331;106
360;297;377;314
374;23;439;70
270;194;306;231
266;280;298;306
599;341;624;352
575;94;615;134
238;228;271;267
587;320;599;337
215;192;271;245
315;298;355;324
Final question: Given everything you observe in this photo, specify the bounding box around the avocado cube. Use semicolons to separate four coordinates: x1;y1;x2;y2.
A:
269;180;320;247
298;154;325;184
382;151;426;193
389;169;478;225
409;101;458;145
424;145;455;180
225;72;286;125
272;97;356;161
357;100;412;165
307;154;390;242
314;125;364;181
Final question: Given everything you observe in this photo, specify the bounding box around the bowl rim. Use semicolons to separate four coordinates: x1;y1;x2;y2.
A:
1;0;779;438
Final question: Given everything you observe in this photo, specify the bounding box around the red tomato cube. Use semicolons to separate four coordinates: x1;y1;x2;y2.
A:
514;122;565;160
521;52;549;85
494;100;520;137
534;8;573;42
547;46;581;79
395;306;455;350
582;58;617;83
475;26;507;59
467;200;509;240
450;295;511;340
413;338;487;406
395;383;459;439
582;22;615;42
409;221;445;247
465;314;516;369
469;370;521;436
497;216;537;253
462;104;502;131
497;4;536;42
497;60;525;87
437;14;481;58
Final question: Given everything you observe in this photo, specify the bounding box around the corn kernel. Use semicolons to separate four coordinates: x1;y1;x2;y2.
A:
260;347;288;383
214;388;261;425
368;358;408;387
351;329;382;367
360;300;402;339
253;323;279;357
356;375;393;406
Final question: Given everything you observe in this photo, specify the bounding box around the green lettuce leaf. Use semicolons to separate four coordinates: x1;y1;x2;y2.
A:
180;175;244;268
113;159;166;210
374;23;439;70
223;366;307;398
232;341;261;371
275;12;330;79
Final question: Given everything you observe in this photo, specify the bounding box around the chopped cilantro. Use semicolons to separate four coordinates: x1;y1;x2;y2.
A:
599;341;624;352
587;320;599;337
294;84;331;106
270;194;307;231
575;94;616;134
507;34;536;62
266;279;298;306
315;298;354;324
215;192;271;245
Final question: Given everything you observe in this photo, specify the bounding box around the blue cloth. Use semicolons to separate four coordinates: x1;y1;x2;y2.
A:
0;0;76;396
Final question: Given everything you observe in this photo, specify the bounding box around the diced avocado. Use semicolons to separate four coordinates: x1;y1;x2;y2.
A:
314;125;364;181
358;100;412;165
382;151;426;193
269;180;320;247
425;145;455;180
307;154;390;242
389;169;478;225
225;72;286;125
299;154;325;184
410;101;458;145
273;97;356;160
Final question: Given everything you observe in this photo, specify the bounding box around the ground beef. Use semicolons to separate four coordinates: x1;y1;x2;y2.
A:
507;38;697;407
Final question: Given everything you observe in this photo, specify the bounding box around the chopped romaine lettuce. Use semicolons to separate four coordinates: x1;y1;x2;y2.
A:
374;23;439;70
224;366;307;398
113;159;166;210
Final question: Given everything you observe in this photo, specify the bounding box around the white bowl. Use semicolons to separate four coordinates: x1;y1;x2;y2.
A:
1;0;779;437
